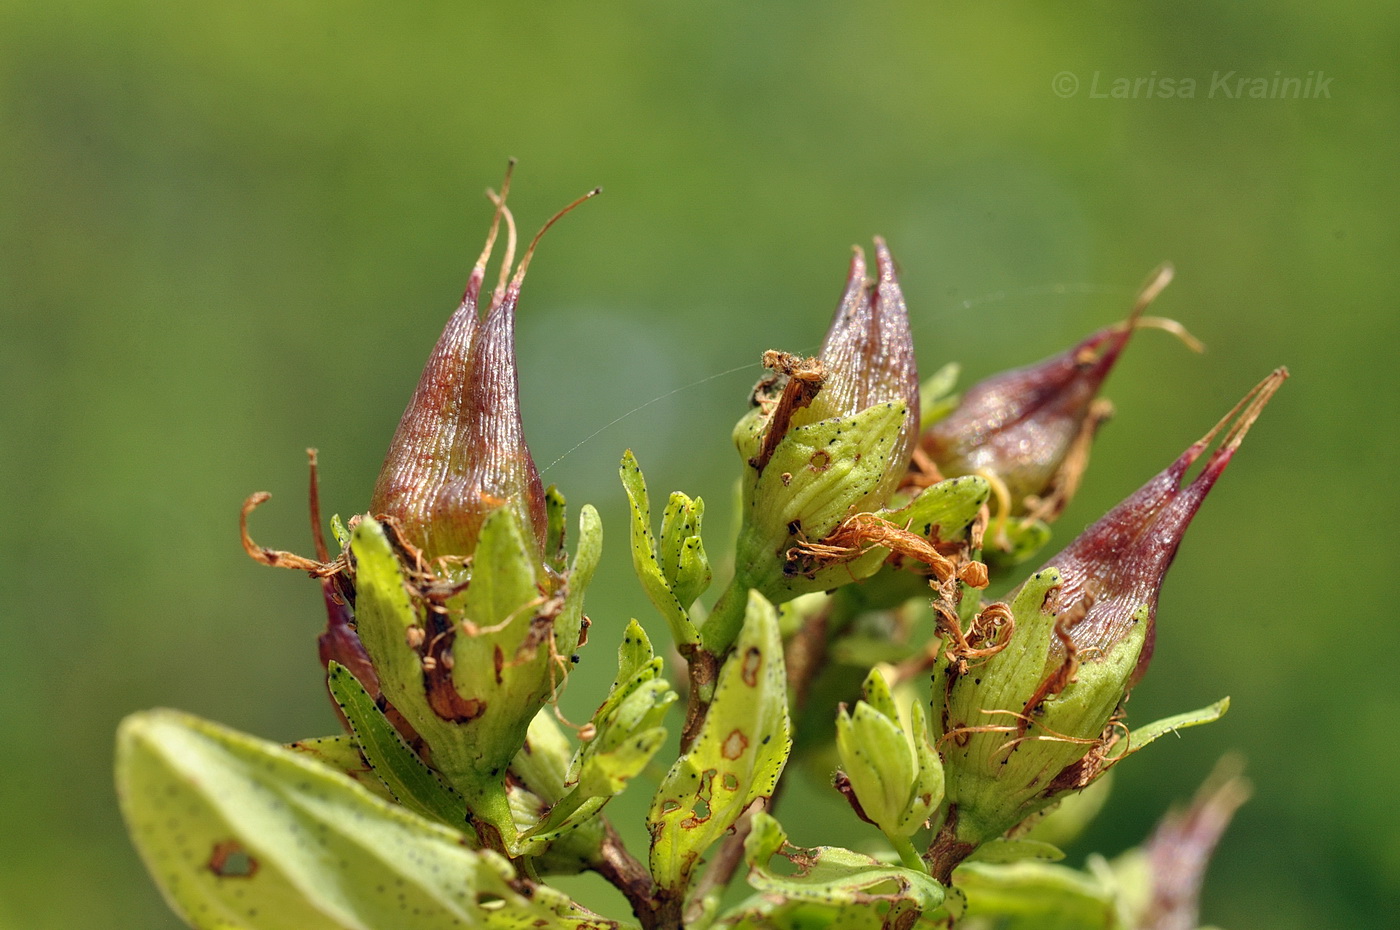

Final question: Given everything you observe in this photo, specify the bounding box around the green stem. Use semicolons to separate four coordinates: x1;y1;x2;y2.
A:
890;834;929;874
699;573;751;657
462;779;518;858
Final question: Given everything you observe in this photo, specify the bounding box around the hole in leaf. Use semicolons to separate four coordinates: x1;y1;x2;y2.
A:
208;840;258;879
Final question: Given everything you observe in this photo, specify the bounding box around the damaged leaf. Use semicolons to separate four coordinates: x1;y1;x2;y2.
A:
649;592;792;893
719;812;944;929
116;709;628;930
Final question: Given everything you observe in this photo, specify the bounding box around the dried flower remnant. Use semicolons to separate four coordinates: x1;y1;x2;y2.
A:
928;368;1286;879
756;240;921;503
811;241;922;487
918;265;1196;536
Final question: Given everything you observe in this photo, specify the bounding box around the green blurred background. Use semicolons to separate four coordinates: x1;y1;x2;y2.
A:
2;1;1396;927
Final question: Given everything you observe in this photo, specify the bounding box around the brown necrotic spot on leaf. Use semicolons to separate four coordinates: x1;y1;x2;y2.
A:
740;647;763;687
208;840;258;879
721;729;749;760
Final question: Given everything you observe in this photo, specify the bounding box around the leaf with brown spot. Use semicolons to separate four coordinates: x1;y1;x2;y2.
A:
648;592;791;893
117;709;630;929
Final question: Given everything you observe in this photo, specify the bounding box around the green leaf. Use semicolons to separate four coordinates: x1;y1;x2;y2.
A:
882;475;989;544
1122;697;1230;757
964;838;1066;865
649;591;792;892
707;402;914;654
719;813;944;928
620;450;701;646
858;666;899;721
117;709;630;930
326;661;470;830
350;516;440;742
284;735;394;804
1021;772;1115;848
835;671;944;844
984;517;1054;568
508;710;574;804
954;860;1121;930
544;484;569;573
660;491;712;609
520;621;677;849
553;503;603;686
329;514;350;549
751;401;907;544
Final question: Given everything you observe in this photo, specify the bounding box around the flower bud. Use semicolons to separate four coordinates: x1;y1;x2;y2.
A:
835;668;944;846
927;369;1286;879
709;241;920;653
738;240;920;510
351;181;603;853
1034;366;1287;690
918;266;1188;538
804;240;921;502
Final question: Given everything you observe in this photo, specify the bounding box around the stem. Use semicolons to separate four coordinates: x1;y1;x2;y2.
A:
678;643;719;752
924;806;975;884
699;574;751;656
593;822;667;928
890;834;928;874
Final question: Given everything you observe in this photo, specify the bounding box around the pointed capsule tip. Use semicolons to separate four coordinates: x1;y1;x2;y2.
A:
467;162;517;303
872;237;898;282
1118;263;1207;355
1188;366;1288;489
1171;366;1288;482
1132;262;1175;318
505;186;601;296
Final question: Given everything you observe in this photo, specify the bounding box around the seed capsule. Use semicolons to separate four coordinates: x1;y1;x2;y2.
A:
920;265;1186;528
369;180;552;562
927;369;1286;879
